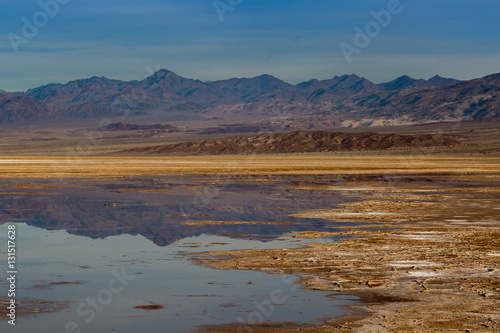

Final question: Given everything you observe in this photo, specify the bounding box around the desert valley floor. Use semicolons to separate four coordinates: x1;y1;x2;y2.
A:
0;120;499;332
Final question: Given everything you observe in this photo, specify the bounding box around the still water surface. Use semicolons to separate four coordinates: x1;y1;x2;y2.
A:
0;175;361;332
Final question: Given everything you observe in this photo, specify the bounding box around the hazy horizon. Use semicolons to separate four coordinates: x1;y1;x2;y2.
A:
1;69;483;94
1;0;499;91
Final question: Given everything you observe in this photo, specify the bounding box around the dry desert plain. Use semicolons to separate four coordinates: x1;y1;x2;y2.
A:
0;120;499;332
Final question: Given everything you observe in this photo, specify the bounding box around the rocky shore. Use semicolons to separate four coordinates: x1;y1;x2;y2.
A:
191;176;500;332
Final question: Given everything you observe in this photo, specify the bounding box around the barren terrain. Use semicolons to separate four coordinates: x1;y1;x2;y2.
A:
192;175;500;332
0;120;498;330
0;156;499;178
118;131;460;155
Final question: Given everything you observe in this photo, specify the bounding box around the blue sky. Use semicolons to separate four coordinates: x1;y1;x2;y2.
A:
1;0;499;91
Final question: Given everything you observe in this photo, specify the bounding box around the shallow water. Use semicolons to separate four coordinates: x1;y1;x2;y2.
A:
0;175;361;332
2;223;360;332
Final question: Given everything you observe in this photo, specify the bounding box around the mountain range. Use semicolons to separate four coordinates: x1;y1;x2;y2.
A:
0;70;498;129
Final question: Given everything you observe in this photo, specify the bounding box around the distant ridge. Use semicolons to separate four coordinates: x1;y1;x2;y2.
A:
380;75;461;91
119;130;461;155
0;92;60;123
0;71;498;128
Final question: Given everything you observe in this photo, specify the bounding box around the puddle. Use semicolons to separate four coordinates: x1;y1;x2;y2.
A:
406;271;442;277
398;236;437;240
333;212;394;216
388;261;442;268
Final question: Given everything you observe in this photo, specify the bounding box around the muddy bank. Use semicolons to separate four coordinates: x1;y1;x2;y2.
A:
190;177;500;332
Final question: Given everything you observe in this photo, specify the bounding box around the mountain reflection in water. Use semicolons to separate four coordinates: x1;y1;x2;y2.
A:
0;175;356;246
0;175;364;332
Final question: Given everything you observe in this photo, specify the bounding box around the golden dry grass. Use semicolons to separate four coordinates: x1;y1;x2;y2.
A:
0;155;499;178
180;220;296;226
